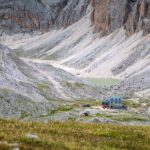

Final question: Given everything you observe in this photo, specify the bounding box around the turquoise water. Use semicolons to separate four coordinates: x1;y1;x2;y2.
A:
83;78;120;87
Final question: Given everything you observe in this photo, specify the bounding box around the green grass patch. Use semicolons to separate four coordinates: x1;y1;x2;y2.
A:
13;48;25;57
0;88;9;100
72;99;101;107
123;99;141;108
1;88;9;95
20;111;30;119
37;83;48;92
48;105;73;115
112;115;148;122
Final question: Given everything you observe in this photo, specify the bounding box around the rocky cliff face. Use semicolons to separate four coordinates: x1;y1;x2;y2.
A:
0;0;90;34
92;0;150;35
0;0;149;35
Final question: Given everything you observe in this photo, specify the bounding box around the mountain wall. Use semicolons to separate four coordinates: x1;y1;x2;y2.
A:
91;0;150;35
0;0;90;34
0;0;150;35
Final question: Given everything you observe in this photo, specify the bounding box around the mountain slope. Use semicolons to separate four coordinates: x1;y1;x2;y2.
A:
0;44;103;118
2;14;149;98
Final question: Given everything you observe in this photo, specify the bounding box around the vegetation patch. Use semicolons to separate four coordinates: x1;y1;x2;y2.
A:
112;115;148;122
13;48;25;57
20;111;30;119
139;98;150;107
0;119;150;150
65;81;85;89
37;83;48;92
1;88;9;95
71;100;101;107
123;99;141;108
96;111;149;122
48;105;73;115
0;88;9;100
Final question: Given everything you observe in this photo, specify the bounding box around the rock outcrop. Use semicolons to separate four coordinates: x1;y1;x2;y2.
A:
0;0;150;35
0;0;90;34
91;0;150;35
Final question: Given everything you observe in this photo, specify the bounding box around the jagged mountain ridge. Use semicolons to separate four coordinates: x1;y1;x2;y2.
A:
0;0;150;36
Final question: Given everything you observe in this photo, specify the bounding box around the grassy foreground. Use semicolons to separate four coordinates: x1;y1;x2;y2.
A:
0;119;150;150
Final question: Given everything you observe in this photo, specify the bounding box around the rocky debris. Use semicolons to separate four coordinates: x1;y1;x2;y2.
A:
77;104;150;125
0;141;19;150
0;44;104;118
79;110;91;117
26;133;39;140
147;107;150;117
135;89;150;99
12;148;19;150
112;68;150;98
112;39;150;76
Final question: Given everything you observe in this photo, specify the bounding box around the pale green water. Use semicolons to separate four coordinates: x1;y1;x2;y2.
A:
83;78;120;87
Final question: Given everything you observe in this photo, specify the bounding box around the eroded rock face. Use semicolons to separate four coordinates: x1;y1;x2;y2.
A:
91;0;128;35
125;0;150;35
91;0;150;35
0;0;149;35
0;0;90;34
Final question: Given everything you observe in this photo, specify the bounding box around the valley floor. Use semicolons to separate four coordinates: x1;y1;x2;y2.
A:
0;119;150;150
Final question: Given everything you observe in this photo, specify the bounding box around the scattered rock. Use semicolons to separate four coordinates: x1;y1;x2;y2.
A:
84;117;120;125
80;104;91;108
147;107;150;117
79;110;91;117
26;133;39;140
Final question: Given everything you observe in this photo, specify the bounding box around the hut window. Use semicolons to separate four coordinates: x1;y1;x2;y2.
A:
115;98;118;103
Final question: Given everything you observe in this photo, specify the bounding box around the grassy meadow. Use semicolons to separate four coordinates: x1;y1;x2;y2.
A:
0;119;150;150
